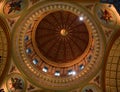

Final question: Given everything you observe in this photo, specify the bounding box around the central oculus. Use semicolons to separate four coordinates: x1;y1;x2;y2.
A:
35;10;89;63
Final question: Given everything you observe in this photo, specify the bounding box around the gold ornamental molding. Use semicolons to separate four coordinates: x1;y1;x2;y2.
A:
12;1;105;90
0;16;10;86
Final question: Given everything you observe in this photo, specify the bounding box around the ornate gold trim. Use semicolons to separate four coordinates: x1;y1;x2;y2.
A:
0;16;11;86
12;1;105;90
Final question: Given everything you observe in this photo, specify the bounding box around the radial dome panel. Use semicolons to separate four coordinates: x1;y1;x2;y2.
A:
35;10;89;63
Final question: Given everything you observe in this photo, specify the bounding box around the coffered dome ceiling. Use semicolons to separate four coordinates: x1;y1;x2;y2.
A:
35;10;89;63
12;1;105;90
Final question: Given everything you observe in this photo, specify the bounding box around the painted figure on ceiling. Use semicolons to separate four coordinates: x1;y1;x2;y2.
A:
7;0;22;14
100;9;112;23
9;77;23;92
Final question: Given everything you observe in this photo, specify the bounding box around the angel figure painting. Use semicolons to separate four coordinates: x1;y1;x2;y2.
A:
6;74;25;92
3;0;27;17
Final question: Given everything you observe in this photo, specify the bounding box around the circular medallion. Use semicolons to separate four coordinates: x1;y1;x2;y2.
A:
94;4;117;27
3;0;28;17
6;73;26;92
12;2;105;90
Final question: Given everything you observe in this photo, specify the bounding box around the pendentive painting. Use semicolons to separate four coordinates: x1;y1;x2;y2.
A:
6;73;26;92
3;0;28;17
94;4;117;27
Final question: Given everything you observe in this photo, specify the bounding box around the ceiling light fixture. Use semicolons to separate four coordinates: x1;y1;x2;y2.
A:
79;16;84;21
